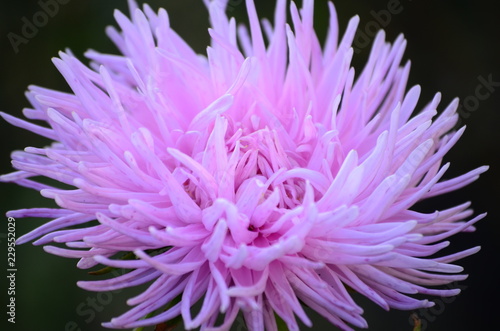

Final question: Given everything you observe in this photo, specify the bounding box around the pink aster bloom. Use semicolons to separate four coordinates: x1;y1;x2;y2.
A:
2;0;487;330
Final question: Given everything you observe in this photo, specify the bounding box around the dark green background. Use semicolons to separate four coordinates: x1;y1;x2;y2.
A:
0;0;498;330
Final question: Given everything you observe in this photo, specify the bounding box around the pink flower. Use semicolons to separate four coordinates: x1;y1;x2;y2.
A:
1;0;487;330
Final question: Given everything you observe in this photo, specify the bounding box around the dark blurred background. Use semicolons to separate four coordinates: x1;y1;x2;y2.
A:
0;0;498;330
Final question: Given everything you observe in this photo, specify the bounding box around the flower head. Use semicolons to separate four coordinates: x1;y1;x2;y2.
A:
1;0;487;330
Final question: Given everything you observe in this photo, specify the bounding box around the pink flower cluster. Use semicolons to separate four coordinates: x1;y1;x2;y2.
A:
1;0;487;330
